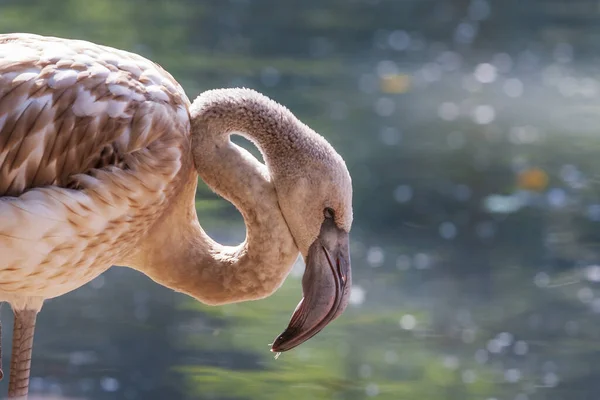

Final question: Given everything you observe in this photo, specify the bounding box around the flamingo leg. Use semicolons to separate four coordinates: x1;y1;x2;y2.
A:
8;309;37;399
0;317;4;381
0;316;4;381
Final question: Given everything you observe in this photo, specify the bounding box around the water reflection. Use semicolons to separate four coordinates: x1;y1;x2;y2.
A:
2;0;600;399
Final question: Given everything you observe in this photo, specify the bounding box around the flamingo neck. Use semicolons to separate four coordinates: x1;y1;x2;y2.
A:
131;89;301;305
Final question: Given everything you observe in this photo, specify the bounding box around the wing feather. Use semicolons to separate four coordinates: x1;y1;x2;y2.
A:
0;34;192;296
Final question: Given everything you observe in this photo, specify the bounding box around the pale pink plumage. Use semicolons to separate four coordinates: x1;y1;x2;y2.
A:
0;33;355;400
0;34;190;300
0;33;194;398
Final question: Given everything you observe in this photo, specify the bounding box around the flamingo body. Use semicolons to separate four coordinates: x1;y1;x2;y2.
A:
0;34;192;301
0;33;355;399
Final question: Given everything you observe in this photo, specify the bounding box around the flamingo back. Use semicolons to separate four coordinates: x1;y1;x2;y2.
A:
0;34;192;298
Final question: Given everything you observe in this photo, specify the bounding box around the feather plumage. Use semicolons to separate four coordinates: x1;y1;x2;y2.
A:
0;33;191;297
0;34;354;399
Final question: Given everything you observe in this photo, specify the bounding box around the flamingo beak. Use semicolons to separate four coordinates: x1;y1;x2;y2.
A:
271;218;351;352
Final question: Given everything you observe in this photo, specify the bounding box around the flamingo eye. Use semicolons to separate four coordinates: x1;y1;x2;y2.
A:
324;208;335;219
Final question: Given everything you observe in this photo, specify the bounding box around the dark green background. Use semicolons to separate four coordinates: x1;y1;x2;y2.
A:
2;0;600;399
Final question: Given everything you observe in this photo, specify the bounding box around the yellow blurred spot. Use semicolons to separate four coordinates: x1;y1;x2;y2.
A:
380;74;411;94
517;168;549;191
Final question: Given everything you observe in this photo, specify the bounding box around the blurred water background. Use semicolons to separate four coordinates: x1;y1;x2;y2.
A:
2;0;600;399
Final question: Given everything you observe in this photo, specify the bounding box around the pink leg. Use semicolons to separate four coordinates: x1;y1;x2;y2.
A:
0;317;4;381
8;309;37;399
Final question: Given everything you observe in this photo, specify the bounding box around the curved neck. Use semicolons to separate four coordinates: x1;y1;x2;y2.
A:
133;89;301;305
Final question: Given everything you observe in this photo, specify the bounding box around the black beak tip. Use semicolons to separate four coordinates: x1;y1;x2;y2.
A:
270;328;296;352
270;341;287;353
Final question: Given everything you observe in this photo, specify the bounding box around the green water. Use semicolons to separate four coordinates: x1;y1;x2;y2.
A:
2;0;600;399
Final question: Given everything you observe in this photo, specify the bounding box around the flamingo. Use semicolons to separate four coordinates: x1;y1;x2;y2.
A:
0;33;353;398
